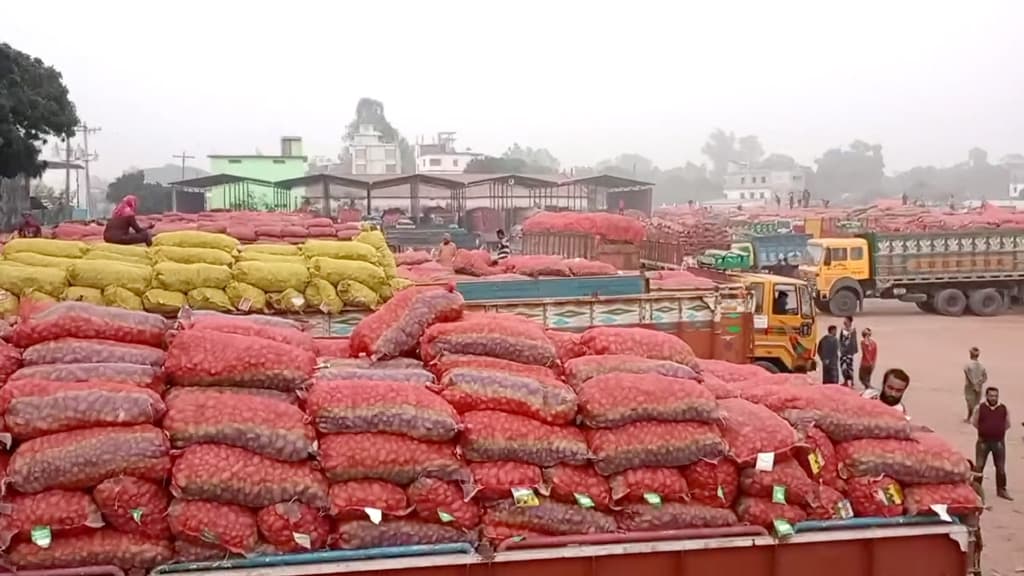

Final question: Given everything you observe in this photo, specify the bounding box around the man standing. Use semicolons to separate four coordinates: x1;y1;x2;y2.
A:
862;368;910;415
839;316;858;387
818;325;839;384
436;233;457;267
493;229;512;264
971;387;1012;500
859;328;878;389
964;347;987;423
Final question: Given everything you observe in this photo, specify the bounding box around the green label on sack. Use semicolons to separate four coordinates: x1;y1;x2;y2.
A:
717;485;726;502
437;510;456;523
511;487;539;507
835;500;854;519
131;508;144;524
30;525;52;548
292;532;312;550
808;450;824;475
643;492;663;507
772;485;787;504
363;507;383;525
574;493;595;508
772;518;795;539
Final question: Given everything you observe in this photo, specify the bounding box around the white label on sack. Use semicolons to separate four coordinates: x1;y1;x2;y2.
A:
364;507;383;524
755;452;775;472
319;301;330;314
930;504;953;522
237;297;252;312
292;532;312;550
291;295;305;308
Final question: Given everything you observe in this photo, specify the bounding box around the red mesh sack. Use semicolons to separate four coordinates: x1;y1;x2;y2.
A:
452;249;502;276
421;318;557;367
164;385;298;406
329;480;411;520
482;498;617;535
173;539;234;562
542;464;613;510
12;302;168;348
407;478;481;529
22;338;165;367
429;354;558;381
164;387;316;461
395;250;433;266
481;522;547;542
698;374;743;399
0;341;22;384
434;367;577;425
835;433;972;485
845;476;904;518
6;529;173;570
9;363;164;391
282;225;308;238
319;433;465;485
0;490;104;549
186;315;315;353
794;427;844;492
521;212;644;244
682;460;740;508
587;421;728;475
773;386;912;441
460;410;589;467
257;502;330;552
502;255;571;277
576;373;717;428
165;329;315;391
615;502;738;531
8;425;170;493
93;477;170;539
608;468;689;505
171;444;328;508
696;359;768;383
580;327;698;369
226;224;257;242
469;462;543;502
255;226;283;238
316;366;436;385
717;398;800;464
350;286;464;359
191;310;302;331
806;485;852;520
903;483;982;516
167;499;257;554
331;519;475;550
563;355;699;391
739;458;820;506
734;496;807;529
0;380;165;440
314;338;351;359
306;380;460;441
565;259;617;277
545;330;587;365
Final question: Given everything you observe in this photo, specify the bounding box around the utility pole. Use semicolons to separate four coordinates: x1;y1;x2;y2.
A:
170;151;195;212
76;123;101;217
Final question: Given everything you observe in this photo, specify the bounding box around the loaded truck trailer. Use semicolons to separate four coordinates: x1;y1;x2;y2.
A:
800;230;1024;316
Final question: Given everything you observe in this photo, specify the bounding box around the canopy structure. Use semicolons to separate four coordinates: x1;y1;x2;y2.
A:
170;174;290;212
275;173;468;222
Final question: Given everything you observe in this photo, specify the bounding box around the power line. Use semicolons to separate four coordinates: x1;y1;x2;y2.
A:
172;150;196;180
76;123;101;217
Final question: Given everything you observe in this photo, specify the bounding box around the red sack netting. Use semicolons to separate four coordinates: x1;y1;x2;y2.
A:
588;421;728;476
608;467;689;505
429;354;558;381
794;427;844;492
470;462;544;502
93;477;170;540
806;485;851;521
615;502;738;531
481;522;547;542
305;380;460;441
329;480;411;521
395;250;433;266
319;433;465;485
522;212;645;244
734;496;807;529
12;302;168;348
717;398;801;464
185;315;315;354
421;319;557;367
452;249;502;277
565;259;617;277
331;519;476;550
696;359;768;383
191;310;302;331
433;367;577;425
350;286;464;359
482;498;617;535
580;327;699;370
563;355;699;391
163;387;315;461
542;464;613;510
9;363;164;391
407;477;481;530
167;499;258;554
501;255;571;277
22;338;166;367
316;366;436;385
576;373;717;428
257;502;331;552
682;459;740;508
646;270;717;291
164;385;298;406
171;444;328;508
835;433;972;485
165;329;315;391
698;374;743;399
739;458;820;507
903;483;982;516
771;386;912;442
845;476;904;518
8;425;170;493
6;529;173;570
545;330;587;365
0;490;104;549
314;338;351;359
0;341;20;384
460;410;589;467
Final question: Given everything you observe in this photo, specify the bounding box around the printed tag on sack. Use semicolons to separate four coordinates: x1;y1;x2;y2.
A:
574;493;595;508
772;518;795;539
511;487;539;507
643;492;663;507
930;504;953;523
177;305;193;324
319;301;331;314
291;295;305;308
808;450;824;475
292;532;312;550
0;291;9;302
131;508;144;524
30;525;52;548
437;510;456;523
717;485;726;502
755;452;776;472
878;484;904;506
834;500;854;519
771;485;787;504
237;298;252;312
363;507;383;525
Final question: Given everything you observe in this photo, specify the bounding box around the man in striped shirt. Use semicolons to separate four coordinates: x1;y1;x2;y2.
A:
494;228;512;263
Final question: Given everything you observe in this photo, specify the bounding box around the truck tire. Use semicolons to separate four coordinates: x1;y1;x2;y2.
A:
967;288;1003;317
933;288;967;317
828;289;859;317
915;301;935;313
753;360;781;374
814;298;830;313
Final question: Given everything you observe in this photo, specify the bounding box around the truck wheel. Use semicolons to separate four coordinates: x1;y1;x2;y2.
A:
915;301;935;313
828;290;859;317
753;360;780;374
934;289;967;317
967;289;1003;317
814;298;830;313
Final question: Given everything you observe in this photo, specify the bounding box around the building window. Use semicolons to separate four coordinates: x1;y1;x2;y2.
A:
761;176;767;183
354;164;366;175
354;148;367;161
793;175;802;182
422;159;428;167
384;148;396;162
740;177;745;184
429;158;442;167
385;163;397;174
453;158;459;167
273;159;285;164
759;191;766;199
740;192;746;200
228;159;242;164
850;247;865;260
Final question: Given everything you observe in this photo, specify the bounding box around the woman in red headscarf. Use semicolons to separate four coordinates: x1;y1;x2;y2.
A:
103;195;153;245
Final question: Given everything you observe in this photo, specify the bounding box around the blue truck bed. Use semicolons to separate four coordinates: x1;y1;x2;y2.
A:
452;274;647;301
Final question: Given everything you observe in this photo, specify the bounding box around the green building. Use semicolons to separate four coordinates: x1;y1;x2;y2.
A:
205;137;308;210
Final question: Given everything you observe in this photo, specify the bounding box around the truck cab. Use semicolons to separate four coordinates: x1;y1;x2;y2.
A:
734;272;818;373
800;237;871;316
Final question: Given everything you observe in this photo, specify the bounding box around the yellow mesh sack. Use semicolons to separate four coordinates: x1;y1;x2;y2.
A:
143;289;187;315
103;285;144;311
0;263;68;297
303;278;343;314
69;260;152;295
153;262;232;292
232;261;309;293
152;230;239;253
308;257;386;293
64;286;105;305
151;246;235;267
336;280;380;309
2;238;87;259
225;282;268;313
187;288;234;312
301;240;379;264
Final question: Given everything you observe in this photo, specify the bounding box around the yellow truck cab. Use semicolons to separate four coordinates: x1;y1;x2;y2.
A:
800;237;871;315
733;272;817;373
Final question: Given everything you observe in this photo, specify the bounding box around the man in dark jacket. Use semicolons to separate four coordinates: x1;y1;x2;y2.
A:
839;316;858;387
818;325;839;384
971;387;1012;500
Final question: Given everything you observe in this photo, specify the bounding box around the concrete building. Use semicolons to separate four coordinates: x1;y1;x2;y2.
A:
722;162;809;204
414;132;482;174
205;137;307;209
349;125;400;175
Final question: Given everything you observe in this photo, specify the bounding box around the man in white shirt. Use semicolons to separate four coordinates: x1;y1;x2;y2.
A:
862;368;910;415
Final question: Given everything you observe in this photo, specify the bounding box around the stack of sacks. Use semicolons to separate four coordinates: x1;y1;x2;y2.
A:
0;302;174;570
149;231;239;314
303;238;387;311
231;244;307;313
522;212;645;245
0;239;78;307
162;315;329;560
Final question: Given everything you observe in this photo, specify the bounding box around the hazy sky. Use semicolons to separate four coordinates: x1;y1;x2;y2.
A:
4;0;1022;179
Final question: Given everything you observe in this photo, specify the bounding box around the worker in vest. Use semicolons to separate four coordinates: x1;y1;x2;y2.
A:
971;386;1012;500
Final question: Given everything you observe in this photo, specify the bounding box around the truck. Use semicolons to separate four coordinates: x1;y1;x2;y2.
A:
800;230;1024;316
521;231;641;270
644;234;810;275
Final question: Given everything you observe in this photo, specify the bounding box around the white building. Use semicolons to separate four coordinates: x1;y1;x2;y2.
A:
415;132;482;174
349;124;400;175
722;162;809;203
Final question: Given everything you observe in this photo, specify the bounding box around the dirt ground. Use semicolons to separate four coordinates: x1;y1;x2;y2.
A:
820;301;1023;576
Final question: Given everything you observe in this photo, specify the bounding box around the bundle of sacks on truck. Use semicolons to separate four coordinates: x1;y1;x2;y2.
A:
0;293;981;571
0;228;408;319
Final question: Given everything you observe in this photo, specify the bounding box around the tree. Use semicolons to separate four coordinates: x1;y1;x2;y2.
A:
503;143;560;172
465;143;561;174
596;153;658;179
0;43;79;229
968;147;988;168
106;171;175;215
759;153;798;170
813;140;886;202
701;129;737;182
343;97;414;174
464;156;532;174
738;135;764;166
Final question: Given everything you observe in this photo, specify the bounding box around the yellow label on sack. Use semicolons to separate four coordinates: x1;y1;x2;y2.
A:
511;487;539;507
808;450;824;475
879;483;904;506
